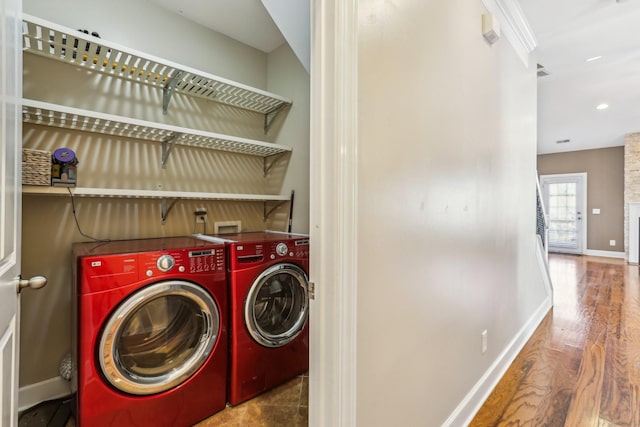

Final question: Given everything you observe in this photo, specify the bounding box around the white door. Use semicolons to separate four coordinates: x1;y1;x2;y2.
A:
540;173;587;255
0;0;23;423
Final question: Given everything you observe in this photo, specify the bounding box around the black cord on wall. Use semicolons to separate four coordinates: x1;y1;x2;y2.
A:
67;188;110;242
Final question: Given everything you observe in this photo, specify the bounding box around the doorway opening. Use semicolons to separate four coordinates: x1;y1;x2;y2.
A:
540;173;587;255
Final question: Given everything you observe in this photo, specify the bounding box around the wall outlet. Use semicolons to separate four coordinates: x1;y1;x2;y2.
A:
592;208;601;215
481;330;488;354
194;208;207;224
610;240;616;247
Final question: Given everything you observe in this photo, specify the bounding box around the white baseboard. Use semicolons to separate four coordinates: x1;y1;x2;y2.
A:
584;249;625;259
442;295;552;426
18;377;71;412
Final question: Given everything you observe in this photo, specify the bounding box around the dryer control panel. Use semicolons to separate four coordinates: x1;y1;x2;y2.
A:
229;238;309;270
267;239;310;260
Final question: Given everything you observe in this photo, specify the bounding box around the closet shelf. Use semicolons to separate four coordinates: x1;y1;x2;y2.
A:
22;186;290;224
22;14;292;116
22;186;290;202
22;99;291;158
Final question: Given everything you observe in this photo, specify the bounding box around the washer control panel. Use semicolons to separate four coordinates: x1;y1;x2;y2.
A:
77;239;227;293
138;246;225;278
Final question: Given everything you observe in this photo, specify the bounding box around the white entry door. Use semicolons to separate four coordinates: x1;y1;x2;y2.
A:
0;0;22;424
540;173;587;255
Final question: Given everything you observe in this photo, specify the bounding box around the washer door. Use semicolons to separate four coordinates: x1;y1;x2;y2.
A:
245;263;308;348
98;280;220;395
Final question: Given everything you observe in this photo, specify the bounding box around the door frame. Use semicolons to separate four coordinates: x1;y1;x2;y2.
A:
0;0;23;423
309;0;358;426
540;172;588;255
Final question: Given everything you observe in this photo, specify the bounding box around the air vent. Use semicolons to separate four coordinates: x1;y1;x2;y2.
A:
537;63;550;77
556;139;571;144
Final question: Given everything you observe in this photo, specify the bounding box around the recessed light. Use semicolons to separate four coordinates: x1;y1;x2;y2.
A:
596;103;609;110
585;55;603;62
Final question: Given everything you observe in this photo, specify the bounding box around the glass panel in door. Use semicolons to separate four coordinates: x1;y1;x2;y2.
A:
547;182;578;248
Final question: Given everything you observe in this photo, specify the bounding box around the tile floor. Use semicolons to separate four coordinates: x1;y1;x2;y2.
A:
196;374;308;426
57;373;307;427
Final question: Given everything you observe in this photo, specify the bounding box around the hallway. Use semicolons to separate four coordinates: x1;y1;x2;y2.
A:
471;254;640;426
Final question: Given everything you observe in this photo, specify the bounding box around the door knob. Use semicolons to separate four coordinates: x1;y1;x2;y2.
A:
16;275;47;293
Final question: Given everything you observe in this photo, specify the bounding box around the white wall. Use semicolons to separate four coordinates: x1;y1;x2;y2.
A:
261;0;310;73
355;1;544;425
310;0;549;426
267;43;310;233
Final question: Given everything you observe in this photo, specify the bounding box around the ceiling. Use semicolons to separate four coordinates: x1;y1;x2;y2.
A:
518;0;640;154
147;0;640;155
146;0;285;53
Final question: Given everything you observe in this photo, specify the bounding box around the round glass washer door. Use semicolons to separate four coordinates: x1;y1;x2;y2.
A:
98;280;220;395
245;263;308;348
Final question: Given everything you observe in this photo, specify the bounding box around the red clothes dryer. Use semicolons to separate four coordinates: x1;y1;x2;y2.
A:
72;237;227;427
196;231;309;405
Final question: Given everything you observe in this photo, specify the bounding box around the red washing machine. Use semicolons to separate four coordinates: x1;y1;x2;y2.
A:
72;237;227;427
196;231;309;405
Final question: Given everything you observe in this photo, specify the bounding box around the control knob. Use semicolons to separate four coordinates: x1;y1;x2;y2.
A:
276;243;288;256
156;254;175;272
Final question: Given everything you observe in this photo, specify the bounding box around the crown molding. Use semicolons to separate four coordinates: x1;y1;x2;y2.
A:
482;0;537;66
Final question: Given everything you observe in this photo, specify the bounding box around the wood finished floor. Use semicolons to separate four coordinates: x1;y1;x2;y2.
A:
471;253;640;427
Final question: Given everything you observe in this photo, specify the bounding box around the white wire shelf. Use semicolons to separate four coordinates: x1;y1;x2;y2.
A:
22;99;291;159
22;14;292;118
22;186;290;201
22;185;291;223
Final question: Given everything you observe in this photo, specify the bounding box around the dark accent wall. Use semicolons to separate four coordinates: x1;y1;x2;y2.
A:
537;146;624;252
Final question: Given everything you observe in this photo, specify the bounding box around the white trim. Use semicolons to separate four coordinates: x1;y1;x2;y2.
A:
628;202;640;263
262;230;309;237
535;172;549;260
481;0;537;66
444;295;553;427
18;377;71;412
584;249;625;259
192;233;235;244
536;235;554;301
309;0;358;426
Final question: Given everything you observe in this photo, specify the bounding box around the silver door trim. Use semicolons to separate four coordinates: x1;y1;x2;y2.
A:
99;280;219;395
244;263;308;348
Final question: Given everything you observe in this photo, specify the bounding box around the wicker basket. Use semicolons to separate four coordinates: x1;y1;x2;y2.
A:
22;148;51;186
